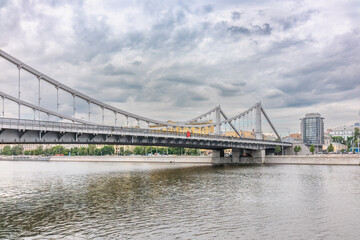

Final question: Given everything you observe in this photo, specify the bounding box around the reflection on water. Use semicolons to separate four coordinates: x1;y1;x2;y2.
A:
1;161;360;239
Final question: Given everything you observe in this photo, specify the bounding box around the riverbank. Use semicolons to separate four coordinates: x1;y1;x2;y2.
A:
264;155;360;165
1;154;360;165
50;155;212;164
0;155;212;164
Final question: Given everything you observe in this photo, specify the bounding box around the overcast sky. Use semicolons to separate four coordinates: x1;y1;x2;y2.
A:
0;0;359;134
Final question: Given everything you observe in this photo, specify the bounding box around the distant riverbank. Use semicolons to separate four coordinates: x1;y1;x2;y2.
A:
51;155;212;164
0;155;212;164
1;155;360;165
264;155;360;165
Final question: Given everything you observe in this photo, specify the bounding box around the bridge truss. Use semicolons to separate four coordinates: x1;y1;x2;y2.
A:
0;49;284;146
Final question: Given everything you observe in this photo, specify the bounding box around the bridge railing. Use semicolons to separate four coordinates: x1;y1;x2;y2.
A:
0;117;289;145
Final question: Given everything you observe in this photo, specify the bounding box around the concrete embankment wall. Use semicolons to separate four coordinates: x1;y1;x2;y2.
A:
50;155;212;164
264;155;360;165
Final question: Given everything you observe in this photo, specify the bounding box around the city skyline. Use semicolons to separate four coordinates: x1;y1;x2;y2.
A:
0;0;359;135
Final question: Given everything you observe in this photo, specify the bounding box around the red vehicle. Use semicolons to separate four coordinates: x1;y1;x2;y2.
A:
186;131;191;137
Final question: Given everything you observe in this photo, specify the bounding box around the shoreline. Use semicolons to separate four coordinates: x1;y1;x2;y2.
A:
1;155;360;166
263;155;360;165
0;155;213;164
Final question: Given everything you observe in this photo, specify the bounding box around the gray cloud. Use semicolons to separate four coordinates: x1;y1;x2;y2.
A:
0;0;359;130
278;10;317;31
102;64;134;76
211;81;243;97
0;0;8;8
227;23;272;36
227;25;251;35
173;90;209;107
132;60;142;66
254;23;272;35
160;76;203;86
232;11;241;21
196;5;213;14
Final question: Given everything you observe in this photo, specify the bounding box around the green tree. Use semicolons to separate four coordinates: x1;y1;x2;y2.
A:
11;145;24;155
88;145;96;155
188;148;200;156
309;145;315;154
124;149;132;155
158;147;166;155
51;145;66;155
134;146;145;155
354;127;360;141
346;139;352;151
331;136;344;144
44;148;51;156
34;145;44;155
327;143;334;152
72;147;79;155
294;145;301;154
79;147;88;156
274;145;281;155
95;148;102;156
119;146;125;155
102;145;115;155
2;146;12;155
144;146;149;155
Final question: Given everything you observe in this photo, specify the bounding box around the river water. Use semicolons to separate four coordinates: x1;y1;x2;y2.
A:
1;161;360;239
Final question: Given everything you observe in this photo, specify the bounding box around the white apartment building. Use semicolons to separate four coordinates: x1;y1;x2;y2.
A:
329;125;356;139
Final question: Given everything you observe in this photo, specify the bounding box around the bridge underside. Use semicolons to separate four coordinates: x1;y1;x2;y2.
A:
0;129;285;151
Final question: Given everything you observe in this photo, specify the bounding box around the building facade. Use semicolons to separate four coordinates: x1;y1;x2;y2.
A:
150;120;215;134
281;133;303;143
300;113;324;146
322;142;347;153
329;124;358;140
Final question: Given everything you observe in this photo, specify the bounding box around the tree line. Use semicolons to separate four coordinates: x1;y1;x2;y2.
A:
0;145;115;156
1;145;201;156
132;146;200;156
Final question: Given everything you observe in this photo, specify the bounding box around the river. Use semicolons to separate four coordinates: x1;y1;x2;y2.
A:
1;161;360;239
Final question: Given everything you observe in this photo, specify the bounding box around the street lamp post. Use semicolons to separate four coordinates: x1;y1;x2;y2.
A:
285;128;290;140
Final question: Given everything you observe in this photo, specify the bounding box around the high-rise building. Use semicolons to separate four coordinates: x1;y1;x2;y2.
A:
300;113;324;146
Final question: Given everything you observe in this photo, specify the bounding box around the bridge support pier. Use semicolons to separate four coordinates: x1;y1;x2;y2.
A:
236;149;266;164
213;149;266;165
252;149;265;164
211;149;225;166
231;148;241;163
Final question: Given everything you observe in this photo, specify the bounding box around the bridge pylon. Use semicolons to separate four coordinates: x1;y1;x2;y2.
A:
255;102;262;140
215;106;221;135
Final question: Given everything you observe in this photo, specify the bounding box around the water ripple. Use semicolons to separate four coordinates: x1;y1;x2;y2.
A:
1;162;360;239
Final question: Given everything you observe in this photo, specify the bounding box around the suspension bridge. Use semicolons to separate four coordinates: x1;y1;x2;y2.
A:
0;49;291;163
